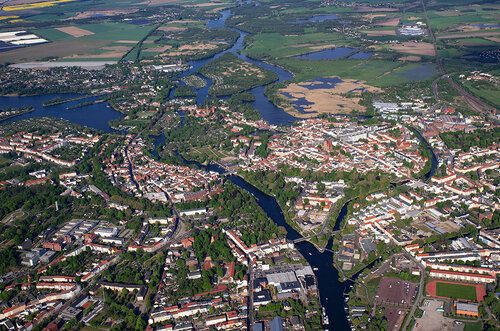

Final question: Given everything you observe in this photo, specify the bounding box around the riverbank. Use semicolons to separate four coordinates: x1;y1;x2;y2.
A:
0;106;34;122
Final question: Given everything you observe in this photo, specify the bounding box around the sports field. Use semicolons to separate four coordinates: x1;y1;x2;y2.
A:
436;282;476;300
427;280;486;302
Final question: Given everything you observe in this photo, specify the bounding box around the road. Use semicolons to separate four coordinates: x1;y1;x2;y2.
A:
248;260;255;329
401;252;426;331
421;0;497;118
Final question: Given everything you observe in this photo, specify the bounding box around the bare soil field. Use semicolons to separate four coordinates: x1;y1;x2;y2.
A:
376;18;400;27
390;42;436;56
279;78;381;118
145;45;172;52
0;39;107;64
437;31;500;39
169;19;200;24
356;6;398;12
102;46;130;52
2;0;47;4
63;45;129;59
10;61;116;69
71;8;138;20
290;43;338;52
178;42;222;51
158;26;187;32
363;14;386;21
67;52;125;59
140;0;177;5
435;10;461;17
190;2;228;8
116;40;140;44
398;55;421;62
485;36;500;43
363;29;396;36
56;26;94;37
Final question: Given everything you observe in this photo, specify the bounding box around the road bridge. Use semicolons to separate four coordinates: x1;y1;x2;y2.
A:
292;231;341;244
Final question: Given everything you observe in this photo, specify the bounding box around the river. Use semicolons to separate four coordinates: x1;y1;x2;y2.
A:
177;157;354;330
167;9;362;329
169;8;296;125
0;6;438;330
169;9;440;329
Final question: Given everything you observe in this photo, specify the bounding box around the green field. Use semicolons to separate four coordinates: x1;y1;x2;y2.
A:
200;53;278;96
436;282;477;301
244;32;355;59
278;58;437;87
39;23;153;42
461;80;500;108
464;322;483;331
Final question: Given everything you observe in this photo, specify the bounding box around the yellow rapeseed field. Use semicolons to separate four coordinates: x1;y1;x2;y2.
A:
0;15;19;20
2;0;73;12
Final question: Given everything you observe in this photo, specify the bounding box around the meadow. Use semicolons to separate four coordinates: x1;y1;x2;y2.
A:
243;32;357;59
277;58;437;87
200;53;278;96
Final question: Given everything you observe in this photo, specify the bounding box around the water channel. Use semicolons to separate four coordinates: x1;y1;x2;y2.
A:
148;8;357;328
0;6;439;330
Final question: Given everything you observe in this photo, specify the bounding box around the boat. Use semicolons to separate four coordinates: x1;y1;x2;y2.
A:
313;267;318;271
322;307;329;325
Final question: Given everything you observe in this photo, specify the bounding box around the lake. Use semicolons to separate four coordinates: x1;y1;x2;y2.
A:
0;93;123;132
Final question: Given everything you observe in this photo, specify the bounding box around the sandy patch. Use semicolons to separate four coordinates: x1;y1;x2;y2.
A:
209;6;228;13
101;46;130;52
406;16;422;20
456;24;482;32
309;44;337;51
65;51;125;59
398;55;421;62
356;6;398;13
279;78;382;118
169;19;200;24
437;31;500;39
71;8;138;20
116;40;140;44
1;0;44;4
141;0;177;5
376;18;400;27
435;10;461;17
363;29;396;36
145;45;172;52
485;36;500;43
363;14;386;21
178;42;221;51
189;2;227;7
390;42;435;56
56;26;94;37
291;43;337;51
158;26;187;32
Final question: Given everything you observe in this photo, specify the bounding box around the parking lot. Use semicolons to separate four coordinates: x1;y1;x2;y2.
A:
375;277;418;307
